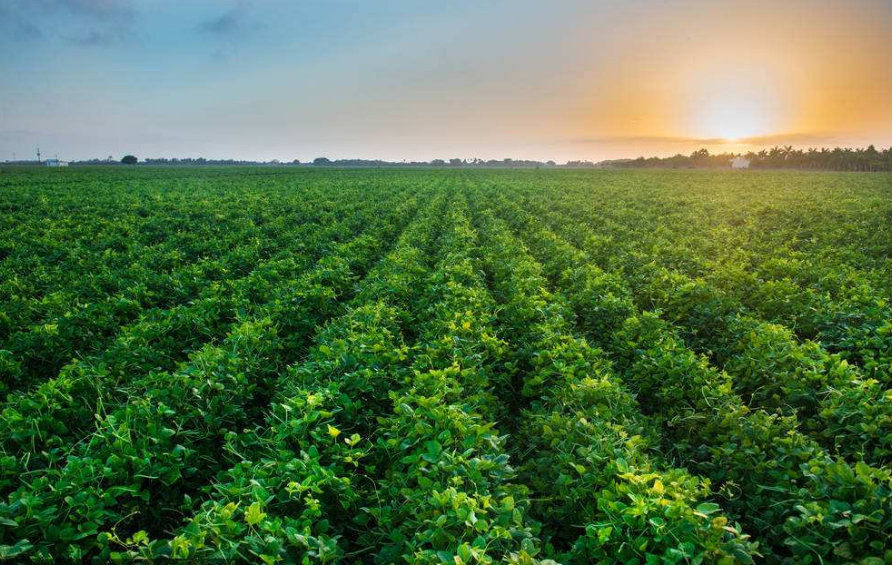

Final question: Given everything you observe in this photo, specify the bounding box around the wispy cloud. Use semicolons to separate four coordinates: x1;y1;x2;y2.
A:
14;21;43;40
2;0;137;45
52;0;134;21
196;1;262;62
573;135;726;145
198;1;253;36
15;0;135;22
573;132;838;147
66;28;115;46
731;132;838;146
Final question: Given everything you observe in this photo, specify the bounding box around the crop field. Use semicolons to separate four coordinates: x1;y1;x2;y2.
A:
1;166;892;564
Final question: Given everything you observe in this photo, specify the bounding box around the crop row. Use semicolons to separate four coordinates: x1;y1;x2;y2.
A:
99;196;555;564
470;207;755;564
0;185;419;491
0;187;427;560
0;178;403;394
100;191;449;563
2;168;890;564
480;187;892;564
522;174;892;385
510;188;892;466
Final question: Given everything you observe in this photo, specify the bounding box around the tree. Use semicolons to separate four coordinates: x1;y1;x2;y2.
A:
121;155;138;165
313;157;332;166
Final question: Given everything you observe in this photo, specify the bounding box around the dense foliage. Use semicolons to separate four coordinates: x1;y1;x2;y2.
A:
0;166;890;564
604;146;892;172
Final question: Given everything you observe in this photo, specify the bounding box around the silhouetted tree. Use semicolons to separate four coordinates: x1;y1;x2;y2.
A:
121;155;138;165
603;145;892;172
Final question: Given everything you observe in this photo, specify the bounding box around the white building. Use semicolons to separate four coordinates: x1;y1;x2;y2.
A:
44;159;69;167
731;156;750;169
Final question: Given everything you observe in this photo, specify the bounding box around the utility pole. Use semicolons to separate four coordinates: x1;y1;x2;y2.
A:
36;147;41;164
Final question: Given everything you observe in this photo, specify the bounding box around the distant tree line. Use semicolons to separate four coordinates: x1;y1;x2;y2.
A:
8;146;891;171
48;157;565;168
66;157;572;168
138;158;303;166
603;146;892;172
311;157;564;168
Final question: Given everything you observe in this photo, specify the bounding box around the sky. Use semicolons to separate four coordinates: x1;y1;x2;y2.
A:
1;0;891;162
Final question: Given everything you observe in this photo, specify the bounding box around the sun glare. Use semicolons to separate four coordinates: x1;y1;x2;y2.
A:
685;72;785;144
699;92;772;142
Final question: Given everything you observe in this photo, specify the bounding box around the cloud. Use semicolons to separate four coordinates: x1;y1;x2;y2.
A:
40;0;134;21
573;135;727;145
0;0;136;46
731;132;838;146
572;132;838;147
196;1;262;61
14;21;43;40
67;28;114;46
198;1;250;35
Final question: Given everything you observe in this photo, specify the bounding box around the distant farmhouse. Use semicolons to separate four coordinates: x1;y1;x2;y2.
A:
731;156;750;169
44;159;69;167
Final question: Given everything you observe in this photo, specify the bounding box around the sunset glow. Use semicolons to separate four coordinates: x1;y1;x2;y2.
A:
1;0;890;161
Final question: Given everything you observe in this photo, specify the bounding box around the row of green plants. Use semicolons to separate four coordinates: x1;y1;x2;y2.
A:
2;167;891;563
526;173;892;385
101;192;449;563
470;207;755;564
512;189;892;466
0;187;418;494
0;190;426;560
484;189;892;564
0;174;400;394
103;195;554;564
353;199;549;564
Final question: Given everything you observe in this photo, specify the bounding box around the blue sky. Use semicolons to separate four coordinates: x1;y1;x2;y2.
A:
2;0;891;162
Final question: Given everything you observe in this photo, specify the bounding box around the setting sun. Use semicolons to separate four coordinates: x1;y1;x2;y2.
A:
686;72;787;145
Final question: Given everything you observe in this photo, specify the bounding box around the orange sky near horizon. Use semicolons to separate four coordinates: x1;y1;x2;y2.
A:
1;0;890;162
557;0;892;158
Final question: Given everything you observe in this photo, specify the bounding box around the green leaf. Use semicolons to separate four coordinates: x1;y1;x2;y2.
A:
0;540;33;559
695;502;721;515
457;544;472;563
502;495;515;511
245;502;266;526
